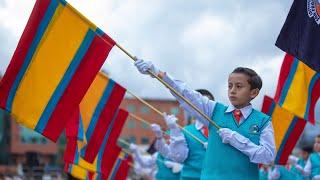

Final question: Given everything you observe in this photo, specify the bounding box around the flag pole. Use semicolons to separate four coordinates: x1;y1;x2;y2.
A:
115;43;220;129
129;113;205;145
118;138;166;165
126;92;206;145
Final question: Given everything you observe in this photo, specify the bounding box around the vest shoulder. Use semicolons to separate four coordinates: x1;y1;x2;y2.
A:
251;109;271;121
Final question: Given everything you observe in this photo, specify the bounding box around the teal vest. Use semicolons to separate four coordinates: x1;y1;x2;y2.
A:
259;169;268;180
180;124;208;180
310;153;320;178
277;166;296;180
201;103;270;180
290;158;306;180
156;154;180;180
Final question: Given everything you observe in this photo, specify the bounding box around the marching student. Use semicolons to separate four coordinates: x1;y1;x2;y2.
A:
134;59;276;179
150;89;214;179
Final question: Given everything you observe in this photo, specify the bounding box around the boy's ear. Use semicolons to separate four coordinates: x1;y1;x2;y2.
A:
250;88;259;99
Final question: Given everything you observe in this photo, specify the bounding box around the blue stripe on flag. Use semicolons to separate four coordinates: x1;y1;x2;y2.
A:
304;73;320;120
95;109;120;171
278;58;299;105
275;116;298;163
35;29;95;133
110;158;122;179
85;80;115;141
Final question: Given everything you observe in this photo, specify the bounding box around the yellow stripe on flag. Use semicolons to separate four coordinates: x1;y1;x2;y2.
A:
282;61;316;118
80;73;109;130
272;105;295;150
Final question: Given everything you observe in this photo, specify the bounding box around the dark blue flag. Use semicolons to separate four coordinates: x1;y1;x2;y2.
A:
276;0;320;72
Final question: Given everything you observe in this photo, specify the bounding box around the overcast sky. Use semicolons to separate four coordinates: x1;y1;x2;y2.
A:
0;0;319;118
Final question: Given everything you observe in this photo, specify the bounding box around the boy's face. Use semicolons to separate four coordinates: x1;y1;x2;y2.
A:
300;150;309;160
228;73;259;108
314;137;320;152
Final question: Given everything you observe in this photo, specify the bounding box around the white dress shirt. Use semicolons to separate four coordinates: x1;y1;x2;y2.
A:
154;120;206;164
162;73;276;164
304;153;320;179
154;124;188;163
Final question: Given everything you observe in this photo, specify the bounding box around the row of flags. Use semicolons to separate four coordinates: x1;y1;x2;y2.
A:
262;0;320;165
0;0;133;178
0;0;318;178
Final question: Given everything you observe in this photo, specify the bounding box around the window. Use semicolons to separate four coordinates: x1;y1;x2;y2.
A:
170;107;179;115
140;106;150;114
141;123;149;129
127;105;136;112
127;120;135;128
129;136;136;143
141;137;150;144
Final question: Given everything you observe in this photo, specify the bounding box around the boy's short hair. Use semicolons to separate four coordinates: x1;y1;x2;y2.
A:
232;67;263;90
196;89;215;101
302;146;313;154
317;134;320;139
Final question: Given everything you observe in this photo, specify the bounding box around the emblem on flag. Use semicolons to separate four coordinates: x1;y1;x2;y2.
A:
307;0;320;24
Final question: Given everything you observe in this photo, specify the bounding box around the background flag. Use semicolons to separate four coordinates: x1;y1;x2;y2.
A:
0;0;116;141
261;96;306;165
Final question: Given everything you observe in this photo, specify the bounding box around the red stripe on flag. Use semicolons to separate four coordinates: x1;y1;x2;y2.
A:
114;156;132;180
101;146;121;176
64;138;78;164
65;108;80;138
308;79;320;124
82;85;126;163
274;54;295;102
42;34;115;141
261;96;273;114
278;118;306;164
0;0;51;108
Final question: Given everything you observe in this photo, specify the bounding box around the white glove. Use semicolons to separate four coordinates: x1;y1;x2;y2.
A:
203;142;208;149
164;161;174;168
218;128;235;144
151;124;163;138
218;128;249;149
134;59;160;77
294;164;304;173
163;113;178;129
129;143;138;153
288;155;299;165
172;162;183;173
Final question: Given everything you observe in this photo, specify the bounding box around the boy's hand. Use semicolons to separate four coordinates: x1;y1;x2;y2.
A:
129;143;138;153
218;128;235;143
150;123;163;138
203;142;208;149
134;59;160;77
288;155;299;165
163;113;178;129
218;128;249;148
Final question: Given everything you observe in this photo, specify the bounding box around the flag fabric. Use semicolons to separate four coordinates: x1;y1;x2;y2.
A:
275;0;320;124
274;54;320;124
64;163;99;180
0;0;116;141
276;0;320;72
79;72;126;162
108;152;133;180
64;108;129;176
261;96;306;165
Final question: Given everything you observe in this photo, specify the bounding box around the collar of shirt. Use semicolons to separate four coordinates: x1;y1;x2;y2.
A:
195;120;204;130
225;104;253;119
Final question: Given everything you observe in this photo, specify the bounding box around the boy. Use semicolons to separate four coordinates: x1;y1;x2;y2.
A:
134;59;276;179
149;89;214;179
303;135;320;179
288;146;313;179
